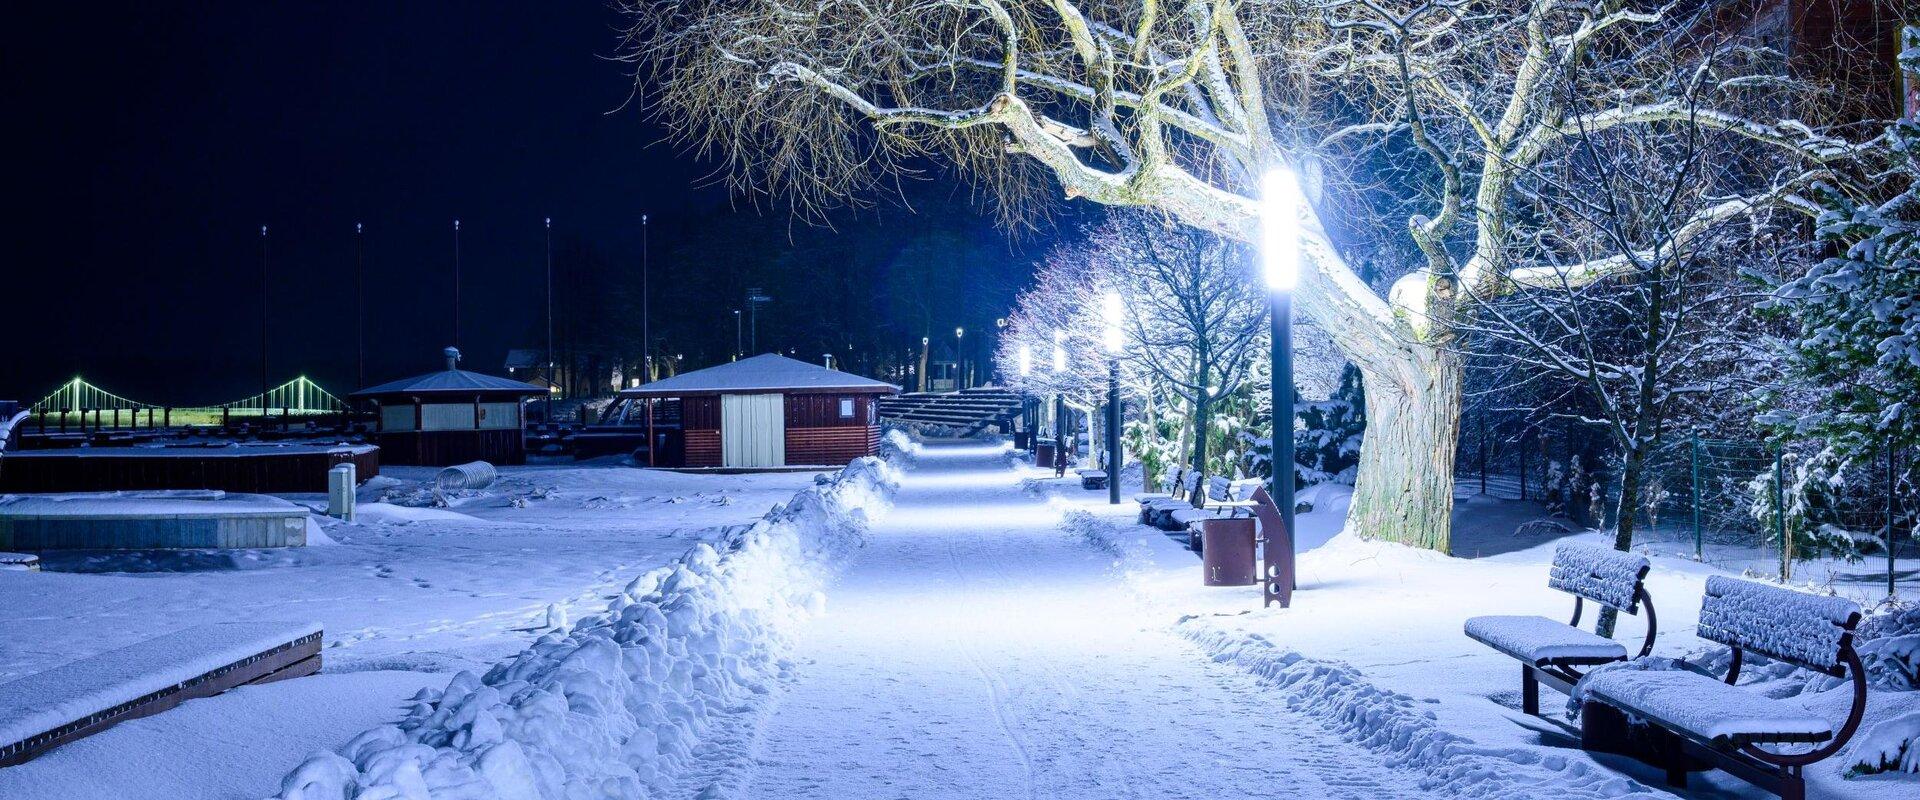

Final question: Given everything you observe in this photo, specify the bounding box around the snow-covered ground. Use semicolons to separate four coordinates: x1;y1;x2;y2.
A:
0;459;823;798
4;440;1914;798
1044;465;1920;799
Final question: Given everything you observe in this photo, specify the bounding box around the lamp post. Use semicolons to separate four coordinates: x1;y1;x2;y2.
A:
1052;330;1067;476
955;326;966;390
1262;166;1304;602
1101;291;1125;504
732;310;742;361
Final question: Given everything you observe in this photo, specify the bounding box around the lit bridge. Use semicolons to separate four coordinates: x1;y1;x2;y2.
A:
28;376;347;424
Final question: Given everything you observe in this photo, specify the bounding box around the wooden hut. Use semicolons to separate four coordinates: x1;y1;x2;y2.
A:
612;354;898;469
352;348;545;466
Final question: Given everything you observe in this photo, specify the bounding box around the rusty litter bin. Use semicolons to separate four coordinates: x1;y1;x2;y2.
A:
1035;440;1056;470
1199;516;1257;586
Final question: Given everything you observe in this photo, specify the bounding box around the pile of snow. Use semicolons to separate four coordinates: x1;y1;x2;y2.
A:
270;457;898;800
877;428;921;465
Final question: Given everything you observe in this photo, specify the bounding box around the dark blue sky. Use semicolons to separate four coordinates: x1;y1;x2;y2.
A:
3;2;736;404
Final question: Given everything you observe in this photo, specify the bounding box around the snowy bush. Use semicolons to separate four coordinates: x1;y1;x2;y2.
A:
1849;712;1920;776
1291;364;1366;486
1745;447;1865;578
1857;602;1920;692
271;457;899;800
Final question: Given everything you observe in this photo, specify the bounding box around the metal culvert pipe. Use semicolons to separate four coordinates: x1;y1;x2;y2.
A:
435;461;497;493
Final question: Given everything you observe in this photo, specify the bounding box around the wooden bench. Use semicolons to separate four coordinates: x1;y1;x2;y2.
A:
1131;467;1185;508
1139;471;1204;529
1200;476;1263;513
1464;544;1656;716
1075;468;1108;490
0;622;323;766
1578;577;1864;800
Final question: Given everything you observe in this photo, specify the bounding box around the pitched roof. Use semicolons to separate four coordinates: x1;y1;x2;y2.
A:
352;368;546;397
618;353;899;396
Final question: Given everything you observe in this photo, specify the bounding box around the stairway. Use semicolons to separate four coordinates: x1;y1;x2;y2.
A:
879;387;1023;435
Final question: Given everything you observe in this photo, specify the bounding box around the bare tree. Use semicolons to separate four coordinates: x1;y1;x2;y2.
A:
620;0;1845;550
1103;213;1266;504
1463;66;1779;630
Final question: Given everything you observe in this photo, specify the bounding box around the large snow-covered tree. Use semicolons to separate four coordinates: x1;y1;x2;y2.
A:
620;0;1844;551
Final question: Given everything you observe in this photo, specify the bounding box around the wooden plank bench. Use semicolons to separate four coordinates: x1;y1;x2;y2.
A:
1199;476;1263;513
1464;544;1656;716
1139;471;1203;529
0;621;323;766
1075;468;1108;490
1577;577;1865;800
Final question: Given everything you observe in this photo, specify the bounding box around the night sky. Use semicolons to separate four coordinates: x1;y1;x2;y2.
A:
4;3;1041;406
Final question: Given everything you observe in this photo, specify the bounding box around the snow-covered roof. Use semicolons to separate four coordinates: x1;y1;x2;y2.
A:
618;354;900;397
353;368;546;398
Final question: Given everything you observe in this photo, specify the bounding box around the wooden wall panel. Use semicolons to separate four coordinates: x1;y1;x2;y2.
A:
784;425;879;466
685;429;722;467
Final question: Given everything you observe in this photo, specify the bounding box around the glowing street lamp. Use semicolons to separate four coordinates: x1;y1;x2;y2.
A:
1261;165;1305;607
955;327;966;389
1100;290;1126;504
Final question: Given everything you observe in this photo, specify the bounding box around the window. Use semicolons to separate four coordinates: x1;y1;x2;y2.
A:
839;397;855;419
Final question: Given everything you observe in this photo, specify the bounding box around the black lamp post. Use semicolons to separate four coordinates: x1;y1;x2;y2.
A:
1262;167;1303;597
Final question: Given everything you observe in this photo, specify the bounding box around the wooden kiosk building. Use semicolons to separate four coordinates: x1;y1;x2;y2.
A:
608;354;898;469
353;348;545;466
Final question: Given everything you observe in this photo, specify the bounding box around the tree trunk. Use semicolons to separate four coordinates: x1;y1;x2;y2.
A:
1190;392;1213;509
1595;444;1646;637
1346;348;1462;552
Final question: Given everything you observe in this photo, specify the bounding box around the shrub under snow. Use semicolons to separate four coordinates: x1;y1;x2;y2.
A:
272;457;899;800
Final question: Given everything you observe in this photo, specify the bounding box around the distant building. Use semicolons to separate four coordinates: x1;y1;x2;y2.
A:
1712;1;1908;119
599;354;899;469
352;348;546;466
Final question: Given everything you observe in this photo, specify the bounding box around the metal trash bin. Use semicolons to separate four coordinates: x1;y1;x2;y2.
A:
1013;431;1033;450
1199;517;1257;586
1035;441;1056;470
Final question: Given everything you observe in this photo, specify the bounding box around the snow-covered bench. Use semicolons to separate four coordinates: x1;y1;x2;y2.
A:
1200;476;1263;513
0;621;322;766
1140;471;1204;528
1132;467;1186;508
1075;468;1108;490
1578;577;1865;800
1463;544;1656;716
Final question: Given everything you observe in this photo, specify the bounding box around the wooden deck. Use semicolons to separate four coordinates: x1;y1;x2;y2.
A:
0;623;323;767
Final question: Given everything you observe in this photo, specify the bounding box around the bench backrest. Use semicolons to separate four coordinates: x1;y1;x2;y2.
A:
1207;476;1232;501
1160;467;1185;494
1697;576;1861;677
1547;544;1649;614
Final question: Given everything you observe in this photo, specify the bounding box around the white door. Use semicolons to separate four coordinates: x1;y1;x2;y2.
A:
721;393;785;468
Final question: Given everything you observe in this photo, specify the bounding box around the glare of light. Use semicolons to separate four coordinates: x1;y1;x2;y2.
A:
1261;166;1304;291
1100;290;1125;355
956;327;965;339
1051;330;1066;372
1018;344;1032;377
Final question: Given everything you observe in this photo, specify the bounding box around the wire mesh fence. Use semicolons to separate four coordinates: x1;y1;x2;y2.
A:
1455;413;1915;597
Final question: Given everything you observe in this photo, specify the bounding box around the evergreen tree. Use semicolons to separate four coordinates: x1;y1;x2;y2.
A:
1770;30;1920;502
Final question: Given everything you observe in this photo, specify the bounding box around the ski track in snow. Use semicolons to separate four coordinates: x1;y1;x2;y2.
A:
730;441;1444;800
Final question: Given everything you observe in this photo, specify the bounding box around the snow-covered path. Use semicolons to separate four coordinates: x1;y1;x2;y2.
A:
739;441;1440;799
